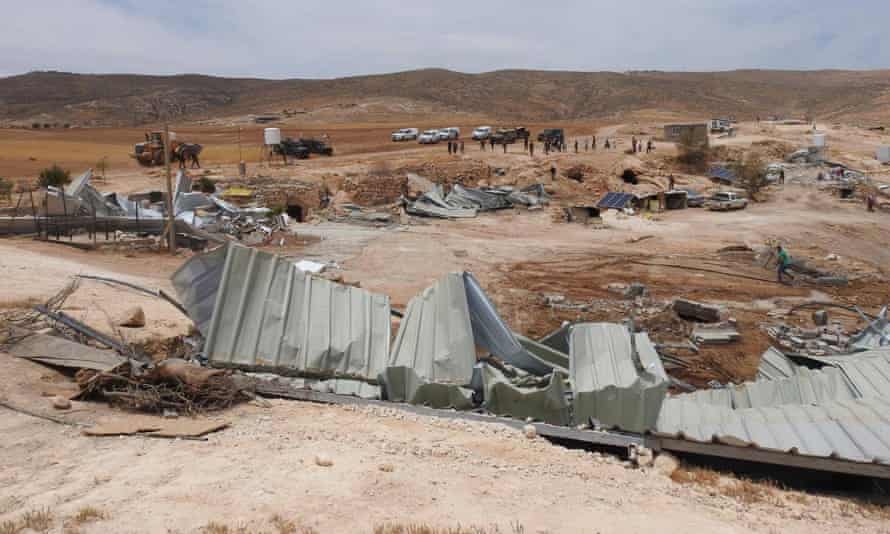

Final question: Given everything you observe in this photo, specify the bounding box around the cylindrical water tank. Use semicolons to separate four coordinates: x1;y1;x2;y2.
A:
264;127;282;146
813;133;826;147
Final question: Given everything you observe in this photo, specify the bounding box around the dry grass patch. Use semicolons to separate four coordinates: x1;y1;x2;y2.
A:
720;479;776;505
0;508;56;533
669;465;720;487
70;506;106;524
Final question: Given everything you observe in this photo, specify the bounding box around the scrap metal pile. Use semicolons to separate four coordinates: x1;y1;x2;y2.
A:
406;183;549;219
0;169;290;247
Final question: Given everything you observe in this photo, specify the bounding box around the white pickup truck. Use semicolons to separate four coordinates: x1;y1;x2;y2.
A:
705;191;748;211
391;128;419;142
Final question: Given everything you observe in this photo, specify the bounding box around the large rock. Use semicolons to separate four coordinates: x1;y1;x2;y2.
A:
116;306;146;328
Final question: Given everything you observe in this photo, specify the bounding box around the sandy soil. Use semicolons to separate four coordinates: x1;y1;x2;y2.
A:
1;351;887;534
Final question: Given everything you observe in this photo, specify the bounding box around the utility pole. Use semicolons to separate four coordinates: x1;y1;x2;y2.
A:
163;124;176;254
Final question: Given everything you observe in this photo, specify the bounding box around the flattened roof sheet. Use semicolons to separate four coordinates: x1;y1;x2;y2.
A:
757;347;801;381
680;366;857;409
204;244;391;380
655;396;890;465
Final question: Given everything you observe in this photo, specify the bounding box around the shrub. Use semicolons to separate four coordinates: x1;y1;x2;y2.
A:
729;153;768;201
195;176;216;194
37;164;71;188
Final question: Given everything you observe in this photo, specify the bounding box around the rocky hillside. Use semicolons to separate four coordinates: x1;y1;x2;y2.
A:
2;69;890;126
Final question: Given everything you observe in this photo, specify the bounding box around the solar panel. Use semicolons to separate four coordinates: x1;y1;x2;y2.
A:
597;192;636;209
708;166;737;183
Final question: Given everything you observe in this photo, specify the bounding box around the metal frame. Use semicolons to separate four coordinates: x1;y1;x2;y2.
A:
254;384;643;450
255;383;890;479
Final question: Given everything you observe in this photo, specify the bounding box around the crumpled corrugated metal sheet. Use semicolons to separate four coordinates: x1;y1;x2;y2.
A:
810;350;890;399
381;366;474;409
570;324;668;433
445;185;512;211
171;245;229;336
388;273;476;384
203;244;391;380
406;185;482;219
481;364;570;426
757;347;801;381
515;334;569;374
850;306;890;350
654;395;890;465
679;366;857;409
463;272;563;375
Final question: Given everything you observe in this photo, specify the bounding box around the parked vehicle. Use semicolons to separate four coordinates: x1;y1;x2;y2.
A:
392;128;419;142
437;127;459;141
419;130;441;144
679;189;705;207
537;128;565;145
706;191;748;211
491;127;530;145
296;138;334;156
472;126;492;140
274;138;310;160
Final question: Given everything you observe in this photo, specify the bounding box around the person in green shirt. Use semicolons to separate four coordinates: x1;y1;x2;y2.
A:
776;245;791;284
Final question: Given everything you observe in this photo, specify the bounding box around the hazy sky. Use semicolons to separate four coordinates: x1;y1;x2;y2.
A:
1;0;887;78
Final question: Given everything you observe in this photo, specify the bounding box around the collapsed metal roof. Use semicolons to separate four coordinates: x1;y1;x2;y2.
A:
388;272;476;385
679;366;857;409
570;324;668;433
202;244;391;380
655;395;890;465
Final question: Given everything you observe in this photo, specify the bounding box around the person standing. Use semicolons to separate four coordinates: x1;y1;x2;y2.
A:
776;245;792;284
503;142;507;154
529;142;534;157
447;141;452;154
779;168;785;184
574;140;579;153
550;165;557;181
668;174;675;191
490;137;495;151
592;135;597;150
523;137;529;151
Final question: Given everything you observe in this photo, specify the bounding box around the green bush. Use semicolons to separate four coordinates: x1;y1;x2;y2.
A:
195;176;216;194
0;177;12;199
37;164;71;188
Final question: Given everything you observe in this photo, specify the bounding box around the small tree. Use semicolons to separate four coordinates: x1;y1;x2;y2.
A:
729;153;768;201
0;177;12;200
195;176;216;194
37;164;71;188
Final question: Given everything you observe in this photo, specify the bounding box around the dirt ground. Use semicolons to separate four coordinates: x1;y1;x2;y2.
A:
2;352;889;534
2;116;890;532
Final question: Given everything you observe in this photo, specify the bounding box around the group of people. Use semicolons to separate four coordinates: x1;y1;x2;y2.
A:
631;136;655;154
461;133;657;157
446;140;464;154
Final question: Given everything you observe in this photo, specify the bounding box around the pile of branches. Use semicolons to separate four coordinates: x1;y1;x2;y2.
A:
76;359;251;414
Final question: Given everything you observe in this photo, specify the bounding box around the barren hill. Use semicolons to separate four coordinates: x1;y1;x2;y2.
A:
2;69;890;126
